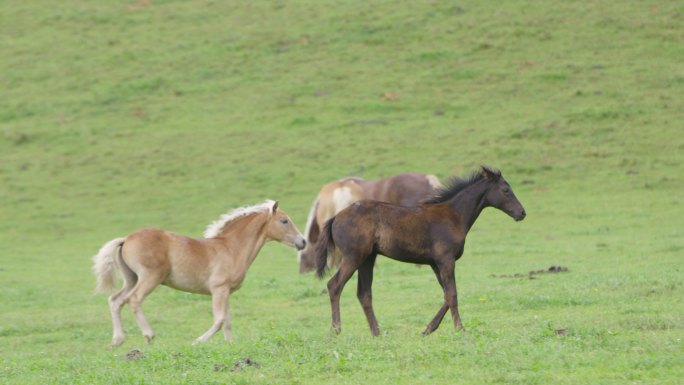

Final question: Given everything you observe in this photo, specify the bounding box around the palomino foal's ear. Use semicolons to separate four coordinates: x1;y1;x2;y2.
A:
271;200;279;214
481;165;501;180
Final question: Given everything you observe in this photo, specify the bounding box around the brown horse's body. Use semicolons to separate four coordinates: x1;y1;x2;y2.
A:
298;173;442;272
313;167;526;336
92;200;305;347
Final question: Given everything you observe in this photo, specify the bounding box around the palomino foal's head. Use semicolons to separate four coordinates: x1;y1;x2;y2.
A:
481;166;526;221
266;201;307;250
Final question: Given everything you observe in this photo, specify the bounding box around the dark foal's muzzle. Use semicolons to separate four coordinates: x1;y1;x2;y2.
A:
514;208;526;221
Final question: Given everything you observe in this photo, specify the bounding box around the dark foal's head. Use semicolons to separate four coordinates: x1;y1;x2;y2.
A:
481;166;526;221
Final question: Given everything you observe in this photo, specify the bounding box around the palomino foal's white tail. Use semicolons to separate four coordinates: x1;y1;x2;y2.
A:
92;237;125;293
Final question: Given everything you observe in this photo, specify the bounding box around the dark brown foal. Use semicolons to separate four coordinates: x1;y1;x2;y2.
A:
313;166;526;336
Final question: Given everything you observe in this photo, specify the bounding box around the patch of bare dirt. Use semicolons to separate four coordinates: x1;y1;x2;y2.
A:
490;265;569;279
125;348;144;361
230;357;261;372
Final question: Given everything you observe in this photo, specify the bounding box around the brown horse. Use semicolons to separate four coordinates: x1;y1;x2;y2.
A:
313;167;526;336
298;173;442;272
92;200;305;347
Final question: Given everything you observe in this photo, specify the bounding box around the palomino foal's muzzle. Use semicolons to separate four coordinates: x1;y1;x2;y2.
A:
295;237;307;251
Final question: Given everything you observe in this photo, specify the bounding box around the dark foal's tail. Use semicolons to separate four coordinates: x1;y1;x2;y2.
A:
314;218;336;279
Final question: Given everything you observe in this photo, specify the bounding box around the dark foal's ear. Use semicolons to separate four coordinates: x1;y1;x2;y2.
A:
480;165;501;180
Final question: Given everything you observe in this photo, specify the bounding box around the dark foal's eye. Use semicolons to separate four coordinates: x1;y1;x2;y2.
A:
503;187;511;194
280;219;289;225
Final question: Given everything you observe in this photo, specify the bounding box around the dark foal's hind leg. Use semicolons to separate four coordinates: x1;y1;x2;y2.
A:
357;253;379;336
327;257;360;334
423;264;449;335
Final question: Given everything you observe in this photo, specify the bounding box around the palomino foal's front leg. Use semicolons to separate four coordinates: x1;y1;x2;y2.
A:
194;287;230;344
222;294;232;341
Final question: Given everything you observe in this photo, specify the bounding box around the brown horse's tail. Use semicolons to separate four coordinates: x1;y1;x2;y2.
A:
92;237;125;293
314;218;336;279
298;195;321;271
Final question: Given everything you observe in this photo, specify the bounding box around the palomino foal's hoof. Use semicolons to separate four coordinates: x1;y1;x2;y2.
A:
108;338;125;349
144;335;155;344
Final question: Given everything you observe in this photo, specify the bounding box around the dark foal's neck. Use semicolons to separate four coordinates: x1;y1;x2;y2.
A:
448;179;490;233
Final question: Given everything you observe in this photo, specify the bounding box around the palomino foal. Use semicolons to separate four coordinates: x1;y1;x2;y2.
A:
92;200;305;347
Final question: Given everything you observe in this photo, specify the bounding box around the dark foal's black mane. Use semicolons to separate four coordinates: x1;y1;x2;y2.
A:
423;167;500;204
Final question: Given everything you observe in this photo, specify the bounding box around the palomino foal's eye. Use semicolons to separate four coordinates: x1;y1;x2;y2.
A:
280;219;289;225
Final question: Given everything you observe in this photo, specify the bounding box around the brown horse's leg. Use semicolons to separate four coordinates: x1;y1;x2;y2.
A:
125;272;164;344
438;264;465;331
327;259;358;334
357;253;379;336
422;265;449;335
194;286;230;344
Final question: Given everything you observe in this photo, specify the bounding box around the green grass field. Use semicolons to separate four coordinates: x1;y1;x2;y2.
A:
1;0;683;384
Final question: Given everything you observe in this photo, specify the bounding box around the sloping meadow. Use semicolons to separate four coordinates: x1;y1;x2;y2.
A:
1;1;682;384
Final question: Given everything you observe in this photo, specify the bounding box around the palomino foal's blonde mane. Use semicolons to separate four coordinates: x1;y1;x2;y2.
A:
203;200;276;238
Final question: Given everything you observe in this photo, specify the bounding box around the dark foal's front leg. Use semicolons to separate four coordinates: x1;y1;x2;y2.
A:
357;254;379;336
441;264;465;331
424;262;465;334
423;303;449;335
423;265;449;335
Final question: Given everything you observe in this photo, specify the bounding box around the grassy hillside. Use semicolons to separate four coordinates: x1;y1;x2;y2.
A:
1;1;682;384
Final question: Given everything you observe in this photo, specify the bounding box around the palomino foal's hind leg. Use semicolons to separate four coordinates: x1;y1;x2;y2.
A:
356;254;380;336
108;285;134;347
125;272;164;344
108;252;137;347
194;286;230;344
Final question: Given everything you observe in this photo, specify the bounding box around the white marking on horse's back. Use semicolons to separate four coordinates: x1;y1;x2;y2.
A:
332;186;355;213
426;174;443;190
203;200;275;238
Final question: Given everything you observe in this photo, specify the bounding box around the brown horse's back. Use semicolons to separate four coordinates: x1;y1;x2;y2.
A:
358;173;440;206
